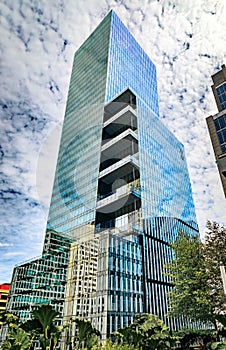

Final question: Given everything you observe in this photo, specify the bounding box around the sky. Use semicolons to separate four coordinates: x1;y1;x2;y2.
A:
1;0;226;283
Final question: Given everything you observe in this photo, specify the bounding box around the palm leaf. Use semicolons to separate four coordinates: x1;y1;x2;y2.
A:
32;305;59;332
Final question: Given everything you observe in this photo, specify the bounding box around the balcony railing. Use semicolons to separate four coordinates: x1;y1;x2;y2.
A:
99;153;139;179
96;179;141;209
101;128;138;151
95;222;143;237
103;105;137;127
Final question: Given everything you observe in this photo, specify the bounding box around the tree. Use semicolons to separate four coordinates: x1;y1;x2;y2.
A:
92;339;137;349
1;306;65;350
166;231;212;324
0;311;20;329
20;318;43;343
0;312;28;350
22;304;62;350
114;314;174;349
73;318;101;349
165;223;226;329
173;328;216;350
32;304;60;350
204;221;226;316
1;327;32;350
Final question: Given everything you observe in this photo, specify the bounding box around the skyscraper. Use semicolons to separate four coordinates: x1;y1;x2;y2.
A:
206;64;226;197
6;10;199;338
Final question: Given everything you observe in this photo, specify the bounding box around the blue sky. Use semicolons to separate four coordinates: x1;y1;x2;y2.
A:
1;0;226;283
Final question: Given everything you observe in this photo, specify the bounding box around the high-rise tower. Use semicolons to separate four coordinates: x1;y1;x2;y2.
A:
7;11;199;338
206;64;226;197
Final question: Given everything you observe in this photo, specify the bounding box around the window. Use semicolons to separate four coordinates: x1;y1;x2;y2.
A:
214;115;226;153
216;82;226;110
214;115;226;131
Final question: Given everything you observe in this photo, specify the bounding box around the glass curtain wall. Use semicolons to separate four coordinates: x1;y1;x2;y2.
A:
104;11;199;330
47;13;112;240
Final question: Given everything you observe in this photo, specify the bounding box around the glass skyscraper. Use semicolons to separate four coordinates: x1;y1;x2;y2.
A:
6;10;199;340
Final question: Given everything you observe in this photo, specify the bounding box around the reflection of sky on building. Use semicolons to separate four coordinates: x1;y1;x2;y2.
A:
47;15;112;236
106;12;159;117
105;11;197;229
139;108;197;228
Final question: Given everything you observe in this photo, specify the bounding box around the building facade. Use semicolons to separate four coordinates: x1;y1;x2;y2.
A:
6;231;72;323
0;284;10;333
60;11;198;338
7;10;199;340
206;64;226;197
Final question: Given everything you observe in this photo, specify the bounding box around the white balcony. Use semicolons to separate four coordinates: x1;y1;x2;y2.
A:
101;128;138;152
99;153;139;179
103;105;137;128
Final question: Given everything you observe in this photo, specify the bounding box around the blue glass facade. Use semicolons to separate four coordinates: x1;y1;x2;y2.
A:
7;230;72;323
47;9;197;239
105;12;159;116
99;14;198;331
47;14;112;238
8;10;199;338
48;12;197;334
104;12;197;229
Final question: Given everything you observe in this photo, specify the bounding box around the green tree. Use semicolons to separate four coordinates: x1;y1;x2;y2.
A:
32;304;59;339
21;304;61;350
114;314;174;349
73;318;101;349
20;318;43;343
204;221;226;316
166;232;212;324
0;312;27;350
0;311;20;329
166;223;226;329
92;339;137;349
1;327;32;350
1;307;66;350
173;329;216;350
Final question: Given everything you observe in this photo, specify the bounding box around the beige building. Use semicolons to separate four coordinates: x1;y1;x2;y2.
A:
206;64;226;197
63;227;143;341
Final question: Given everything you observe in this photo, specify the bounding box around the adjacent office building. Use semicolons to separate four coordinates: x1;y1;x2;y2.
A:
206;64;226;197
6;11;199;339
6;231;72;322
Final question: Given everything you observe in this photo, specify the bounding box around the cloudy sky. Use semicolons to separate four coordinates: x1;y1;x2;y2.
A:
1;0;226;283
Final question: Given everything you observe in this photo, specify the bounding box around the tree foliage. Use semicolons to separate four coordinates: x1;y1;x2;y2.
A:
93;339;136;349
73;318;101;349
0;311;20;329
0;311;184;349
28;304;61;350
114;314;175;349
1;327;32;350
204;221;226;315
1;305;63;350
173;328;216;350
166;222;226;328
